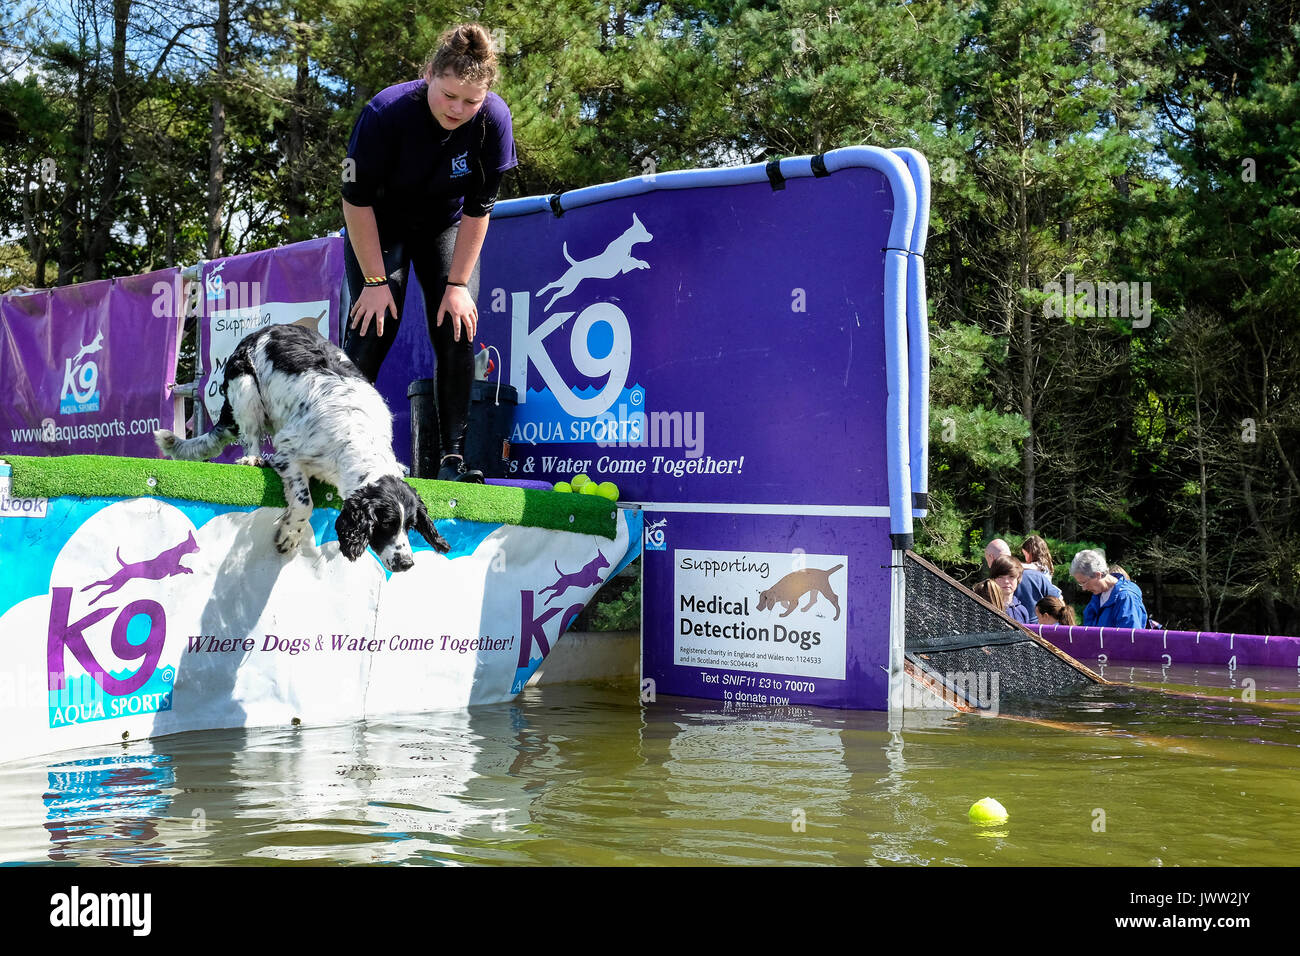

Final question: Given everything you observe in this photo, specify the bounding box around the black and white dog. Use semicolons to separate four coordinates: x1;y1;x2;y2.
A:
155;324;449;570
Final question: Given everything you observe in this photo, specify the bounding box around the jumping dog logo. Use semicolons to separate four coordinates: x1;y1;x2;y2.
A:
59;331;104;415
507;215;654;446
204;260;226;300
537;213;653;310
451;151;470;177
511;550;607;694
46;531;197;727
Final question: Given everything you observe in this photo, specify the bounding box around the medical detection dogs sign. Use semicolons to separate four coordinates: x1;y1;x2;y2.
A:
674;549;847;683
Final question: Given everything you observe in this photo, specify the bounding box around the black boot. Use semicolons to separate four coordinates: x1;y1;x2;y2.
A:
436;454;484;483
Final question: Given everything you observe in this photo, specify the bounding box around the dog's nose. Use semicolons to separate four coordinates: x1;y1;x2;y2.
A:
392;553;413;572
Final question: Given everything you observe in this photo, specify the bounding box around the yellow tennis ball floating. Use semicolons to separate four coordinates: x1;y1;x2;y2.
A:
968;797;1008;825
570;473;591;489
553;481;572;494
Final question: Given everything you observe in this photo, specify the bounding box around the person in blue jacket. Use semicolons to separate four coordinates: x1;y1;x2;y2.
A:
1071;549;1149;628
989;555;1035;625
985;538;1061;610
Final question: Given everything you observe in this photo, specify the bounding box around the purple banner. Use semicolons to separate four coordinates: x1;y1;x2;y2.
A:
366;147;923;710
0;270;181;457
642;512;894;710
198;237;343;461
1032;624;1300;669
474;173;891;505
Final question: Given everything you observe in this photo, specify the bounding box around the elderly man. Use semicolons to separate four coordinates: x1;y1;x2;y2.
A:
1070;549;1149;628
985;538;1061;610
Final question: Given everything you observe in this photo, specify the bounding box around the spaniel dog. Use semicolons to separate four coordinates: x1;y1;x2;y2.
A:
155;324;449;570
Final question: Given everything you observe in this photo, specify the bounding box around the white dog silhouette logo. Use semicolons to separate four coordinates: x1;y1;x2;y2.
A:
538;214;653;309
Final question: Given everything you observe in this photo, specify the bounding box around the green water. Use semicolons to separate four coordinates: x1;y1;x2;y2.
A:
1;662;1297;866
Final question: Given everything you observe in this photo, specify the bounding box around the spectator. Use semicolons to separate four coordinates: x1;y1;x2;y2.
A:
971;578;1007;612
1035;596;1077;626
1109;564;1164;628
986;536;1061;609
1071;549;1149;628
989;555;1034;625
1021;535;1055;575
983;538;1012;567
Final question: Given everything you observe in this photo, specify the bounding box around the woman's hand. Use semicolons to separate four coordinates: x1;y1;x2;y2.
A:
436;283;478;342
349;283;398;338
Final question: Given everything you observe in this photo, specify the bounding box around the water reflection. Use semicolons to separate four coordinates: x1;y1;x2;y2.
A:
0;666;1296;867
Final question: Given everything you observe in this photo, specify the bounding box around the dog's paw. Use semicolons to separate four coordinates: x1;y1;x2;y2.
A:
235;454;266;467
273;519;305;555
154;429;178;456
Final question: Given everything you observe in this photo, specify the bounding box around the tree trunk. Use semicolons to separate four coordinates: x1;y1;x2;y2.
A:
206;0;230;259
1191;362;1211;630
1064;477;1077;539
1016;88;1035;530
57;42;90;286
1239;465;1282;634
84;0;130;280
285;11;310;226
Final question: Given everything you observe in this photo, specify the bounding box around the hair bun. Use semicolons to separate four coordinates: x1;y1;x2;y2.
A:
427;23;499;86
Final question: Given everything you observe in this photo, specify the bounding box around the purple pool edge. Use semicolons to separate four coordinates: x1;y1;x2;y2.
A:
1030;623;1300;668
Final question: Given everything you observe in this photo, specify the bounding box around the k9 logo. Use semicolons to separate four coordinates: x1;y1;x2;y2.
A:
60;331;104;411
47;588;166;696
204;260;226;300
644;518;667;551
509;294;632;417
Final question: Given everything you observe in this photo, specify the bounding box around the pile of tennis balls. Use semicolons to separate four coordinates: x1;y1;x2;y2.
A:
552;473;619;501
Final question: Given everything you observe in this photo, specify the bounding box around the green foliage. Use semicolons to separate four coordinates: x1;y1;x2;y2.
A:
585;574;641;632
0;0;1297;629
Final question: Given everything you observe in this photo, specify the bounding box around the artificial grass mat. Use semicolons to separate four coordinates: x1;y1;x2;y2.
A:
1;454;616;539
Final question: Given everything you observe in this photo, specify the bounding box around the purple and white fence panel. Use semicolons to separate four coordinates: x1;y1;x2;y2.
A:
0;270;183;458
1031;624;1300;670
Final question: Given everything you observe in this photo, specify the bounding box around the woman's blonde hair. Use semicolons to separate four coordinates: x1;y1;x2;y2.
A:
425;23;498;87
972;579;1007;611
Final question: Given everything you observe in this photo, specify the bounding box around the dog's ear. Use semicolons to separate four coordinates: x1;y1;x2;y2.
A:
336;493;375;561
413;500;451;554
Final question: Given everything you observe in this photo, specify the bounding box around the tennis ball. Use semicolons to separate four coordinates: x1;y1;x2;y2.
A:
553;481;572;494
968;797;1008;825
597;481;619;501
571;473;591;489
580;481;601;495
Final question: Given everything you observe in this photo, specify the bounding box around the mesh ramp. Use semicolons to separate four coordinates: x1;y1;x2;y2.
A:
902;551;1101;712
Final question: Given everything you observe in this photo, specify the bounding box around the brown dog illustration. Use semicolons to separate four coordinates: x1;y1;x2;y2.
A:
757;564;843;621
